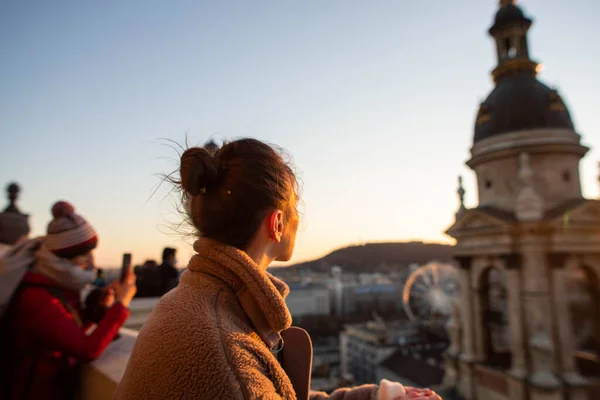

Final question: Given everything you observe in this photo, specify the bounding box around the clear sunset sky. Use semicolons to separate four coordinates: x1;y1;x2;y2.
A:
1;1;599;268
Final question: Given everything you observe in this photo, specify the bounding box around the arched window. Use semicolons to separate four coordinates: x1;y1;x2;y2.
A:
519;36;528;57
505;37;517;59
481;267;512;369
566;264;600;377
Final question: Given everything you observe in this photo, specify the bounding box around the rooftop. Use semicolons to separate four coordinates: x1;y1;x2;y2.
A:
379;348;445;388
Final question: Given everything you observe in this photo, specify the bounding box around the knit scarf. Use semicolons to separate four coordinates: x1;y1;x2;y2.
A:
33;244;95;291
188;238;292;334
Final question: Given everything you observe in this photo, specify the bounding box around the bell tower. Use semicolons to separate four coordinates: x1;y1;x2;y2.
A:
489;0;539;82
443;2;600;400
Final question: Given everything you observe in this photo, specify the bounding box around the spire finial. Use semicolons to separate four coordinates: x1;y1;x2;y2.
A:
457;176;466;208
5;182;21;213
499;0;516;6
455;176;467;218
203;139;219;157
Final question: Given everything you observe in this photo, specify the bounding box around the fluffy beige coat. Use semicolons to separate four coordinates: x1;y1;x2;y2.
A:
114;238;378;400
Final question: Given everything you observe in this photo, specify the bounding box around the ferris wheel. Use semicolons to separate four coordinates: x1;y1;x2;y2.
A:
402;262;459;325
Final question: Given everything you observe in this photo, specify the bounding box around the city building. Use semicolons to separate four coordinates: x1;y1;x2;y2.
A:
340;319;420;384
377;342;447;389
285;282;331;318
331;270;402;317
311;336;342;392
444;1;600;399
346;282;400;316
330;266;343;316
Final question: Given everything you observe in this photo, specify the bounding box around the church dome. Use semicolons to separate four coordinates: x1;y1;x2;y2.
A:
474;73;575;143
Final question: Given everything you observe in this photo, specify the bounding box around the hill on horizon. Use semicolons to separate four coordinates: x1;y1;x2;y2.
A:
282;241;455;273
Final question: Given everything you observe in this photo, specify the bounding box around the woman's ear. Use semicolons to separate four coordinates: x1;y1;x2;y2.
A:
268;210;284;243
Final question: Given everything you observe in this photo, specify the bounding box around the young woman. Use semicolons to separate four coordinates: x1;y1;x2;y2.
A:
115;138;440;400
4;201;137;400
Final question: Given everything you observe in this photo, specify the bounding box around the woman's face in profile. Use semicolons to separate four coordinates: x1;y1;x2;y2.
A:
276;191;300;262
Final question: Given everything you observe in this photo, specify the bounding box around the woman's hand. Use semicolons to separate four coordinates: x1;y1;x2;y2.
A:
113;271;137;308
396;387;441;400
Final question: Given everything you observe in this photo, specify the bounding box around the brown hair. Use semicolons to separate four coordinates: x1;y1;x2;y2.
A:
178;138;298;250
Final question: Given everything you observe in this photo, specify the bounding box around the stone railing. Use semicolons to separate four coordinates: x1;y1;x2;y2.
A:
123;297;160;330
79;298;160;399
80;328;139;400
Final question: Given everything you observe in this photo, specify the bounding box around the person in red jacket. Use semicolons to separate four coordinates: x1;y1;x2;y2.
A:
4;201;137;400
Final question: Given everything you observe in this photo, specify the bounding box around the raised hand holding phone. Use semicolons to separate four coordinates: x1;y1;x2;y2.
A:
121;253;132;282
114;253;137;307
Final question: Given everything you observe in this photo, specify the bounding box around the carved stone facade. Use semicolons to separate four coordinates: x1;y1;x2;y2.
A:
443;2;600;399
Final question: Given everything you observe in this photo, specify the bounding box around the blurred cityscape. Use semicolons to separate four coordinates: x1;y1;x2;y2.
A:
127;245;457;392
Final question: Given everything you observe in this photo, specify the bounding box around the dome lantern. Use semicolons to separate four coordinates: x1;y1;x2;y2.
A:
473;1;575;144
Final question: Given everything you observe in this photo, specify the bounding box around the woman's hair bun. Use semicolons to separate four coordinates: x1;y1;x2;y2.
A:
180;148;219;196
52;201;75;218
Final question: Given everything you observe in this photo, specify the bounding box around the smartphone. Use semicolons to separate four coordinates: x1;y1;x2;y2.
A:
121;253;132;282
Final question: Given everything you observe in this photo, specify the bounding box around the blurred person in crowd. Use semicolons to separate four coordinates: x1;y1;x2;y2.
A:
92;267;107;288
158;247;178;295
2;201;137;400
